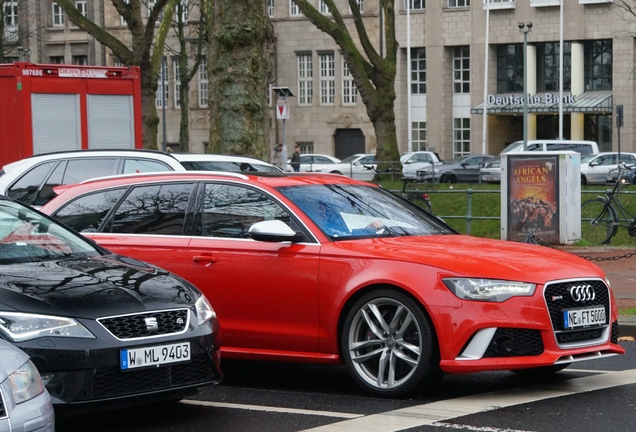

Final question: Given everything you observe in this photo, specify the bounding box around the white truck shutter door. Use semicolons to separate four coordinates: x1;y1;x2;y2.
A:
87;95;135;149
31;94;81;154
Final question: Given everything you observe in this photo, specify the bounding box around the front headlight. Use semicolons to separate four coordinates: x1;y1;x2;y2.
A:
0;312;95;342
444;278;536;302
194;295;217;326
8;359;45;404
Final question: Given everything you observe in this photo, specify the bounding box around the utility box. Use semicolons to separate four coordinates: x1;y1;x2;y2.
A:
0;62;143;167
501;152;581;245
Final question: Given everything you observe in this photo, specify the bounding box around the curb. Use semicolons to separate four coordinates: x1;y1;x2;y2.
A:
619;322;636;339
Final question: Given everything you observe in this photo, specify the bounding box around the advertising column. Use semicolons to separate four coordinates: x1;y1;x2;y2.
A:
501;152;581;245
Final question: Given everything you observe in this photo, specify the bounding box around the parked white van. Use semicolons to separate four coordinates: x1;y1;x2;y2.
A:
501;139;599;157
481;140;600;183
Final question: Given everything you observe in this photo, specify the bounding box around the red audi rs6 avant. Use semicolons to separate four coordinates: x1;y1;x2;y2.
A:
41;171;625;397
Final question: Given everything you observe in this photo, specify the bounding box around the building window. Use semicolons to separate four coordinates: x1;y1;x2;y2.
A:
121;0;129;25
72;55;88;65
350;0;364;13
156;59;169;109
297;54;313;105
52;4;64;27
585;40;612;91
448;0;469;7
342;61;358;105
411;48;426;94
319;53;335;105
267;0;274;17
412;122;427;151
49;56;64;64
405;0;425;10
4;1;18;25
297;142;314;154
453;46;470;94
453;118;470;157
198;58;208;107
290;0;301;16
537;42;571;93
174;59;181;109
75;1;87;17
179;0;189;22
496;44;523;93
319;0;329;14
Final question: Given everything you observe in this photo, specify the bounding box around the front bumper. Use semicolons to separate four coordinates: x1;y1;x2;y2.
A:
14;314;222;411
432;278;625;374
0;385;55;432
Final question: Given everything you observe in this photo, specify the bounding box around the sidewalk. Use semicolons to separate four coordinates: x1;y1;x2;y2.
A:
561;246;636;338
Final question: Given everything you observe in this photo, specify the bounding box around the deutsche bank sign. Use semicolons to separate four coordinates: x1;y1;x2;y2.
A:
488;93;576;105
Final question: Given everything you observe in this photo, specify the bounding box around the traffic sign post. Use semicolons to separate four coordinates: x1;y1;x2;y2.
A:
272;87;294;171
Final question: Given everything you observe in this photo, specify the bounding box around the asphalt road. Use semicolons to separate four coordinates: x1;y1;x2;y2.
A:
57;342;636;432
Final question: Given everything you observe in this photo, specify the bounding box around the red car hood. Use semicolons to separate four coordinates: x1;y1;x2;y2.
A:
330;235;604;284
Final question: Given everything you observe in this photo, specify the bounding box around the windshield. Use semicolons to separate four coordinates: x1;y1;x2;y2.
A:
500;141;524;154
0;200;99;264
340;155;363;164
581;154;597;163
277;184;454;240
444;155;472;165
181;160;282;173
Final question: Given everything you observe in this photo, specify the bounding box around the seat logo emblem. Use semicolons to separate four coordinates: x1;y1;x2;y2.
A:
144;317;159;331
569;285;595;302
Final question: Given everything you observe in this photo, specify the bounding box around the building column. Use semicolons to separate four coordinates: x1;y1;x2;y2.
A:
527;45;537;140
570;42;585;140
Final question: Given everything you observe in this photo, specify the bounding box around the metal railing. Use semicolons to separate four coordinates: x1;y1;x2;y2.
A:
393;187;636;236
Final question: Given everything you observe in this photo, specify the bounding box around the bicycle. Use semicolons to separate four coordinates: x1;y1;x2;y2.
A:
580;163;636;245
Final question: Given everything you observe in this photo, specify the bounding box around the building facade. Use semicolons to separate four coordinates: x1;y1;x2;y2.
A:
2;0;632;160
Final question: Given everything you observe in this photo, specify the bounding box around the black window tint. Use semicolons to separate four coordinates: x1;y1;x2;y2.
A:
63;159;118;184
123;159;173;174
202;183;290;239
109;183;194;234
35;161;66;206
6;162;56;205
52;188;127;232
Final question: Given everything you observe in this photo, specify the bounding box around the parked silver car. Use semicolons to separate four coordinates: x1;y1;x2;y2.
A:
0;340;55;432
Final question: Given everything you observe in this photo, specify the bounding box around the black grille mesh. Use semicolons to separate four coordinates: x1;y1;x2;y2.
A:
544;279;610;345
544;280;610;328
74;353;214;402
612;321;619;344
0;391;6;418
483;328;544;358
99;309;189;339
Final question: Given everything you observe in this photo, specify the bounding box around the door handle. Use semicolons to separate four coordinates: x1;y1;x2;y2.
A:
193;255;218;266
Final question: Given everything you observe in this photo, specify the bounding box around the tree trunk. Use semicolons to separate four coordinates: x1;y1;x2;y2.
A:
207;0;274;160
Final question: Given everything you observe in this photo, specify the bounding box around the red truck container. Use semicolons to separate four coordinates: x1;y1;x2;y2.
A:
0;62;143;167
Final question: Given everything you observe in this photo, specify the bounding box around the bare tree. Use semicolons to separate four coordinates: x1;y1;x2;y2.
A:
202;0;274;160
55;0;179;150
291;0;400;172
1;0;30;63
164;0;207;153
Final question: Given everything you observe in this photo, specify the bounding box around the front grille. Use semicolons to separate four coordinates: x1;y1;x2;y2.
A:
612;320;620;344
73;353;215;402
0;388;6;419
98;309;189;340
483;328;544;357
544;279;610;346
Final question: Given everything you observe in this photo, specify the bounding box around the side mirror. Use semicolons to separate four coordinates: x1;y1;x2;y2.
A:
249;220;303;243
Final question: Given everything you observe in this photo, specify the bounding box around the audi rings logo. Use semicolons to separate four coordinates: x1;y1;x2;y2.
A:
569;284;595;302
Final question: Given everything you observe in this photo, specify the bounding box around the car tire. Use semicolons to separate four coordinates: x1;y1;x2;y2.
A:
341;289;440;398
441;174;456;183
581;175;588;186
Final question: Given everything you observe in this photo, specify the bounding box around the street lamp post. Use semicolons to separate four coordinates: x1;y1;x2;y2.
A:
518;22;532;151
